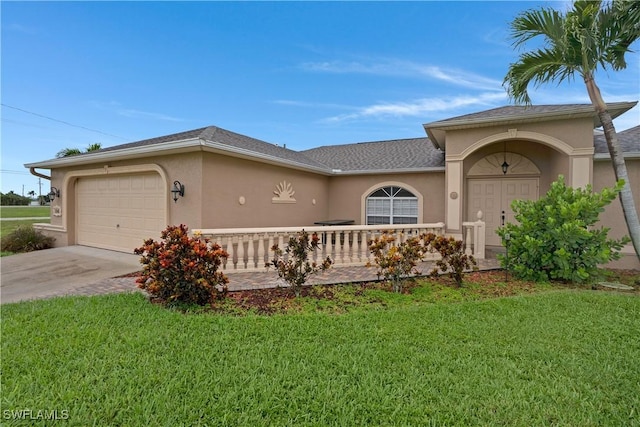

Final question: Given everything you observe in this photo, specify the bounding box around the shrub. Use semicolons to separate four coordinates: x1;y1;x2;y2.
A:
367;233;426;292
496;176;628;283
269;230;332;297
424;233;477;286
0;225;55;253
134;224;229;306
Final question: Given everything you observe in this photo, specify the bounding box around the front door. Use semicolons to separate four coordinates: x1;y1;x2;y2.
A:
467;178;538;246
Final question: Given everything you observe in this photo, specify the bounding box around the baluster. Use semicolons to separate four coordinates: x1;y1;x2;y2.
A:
465;227;472;255
225;235;234;270
267;233;275;266
247;233;256;269
237;235;245;269
361;230;369;264
344;230;352;263
330;231;337;264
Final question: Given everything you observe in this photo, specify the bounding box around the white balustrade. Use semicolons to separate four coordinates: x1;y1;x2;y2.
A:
462;210;486;260
194;222;452;272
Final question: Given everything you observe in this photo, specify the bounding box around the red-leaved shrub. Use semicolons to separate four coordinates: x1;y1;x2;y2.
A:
134;224;229;306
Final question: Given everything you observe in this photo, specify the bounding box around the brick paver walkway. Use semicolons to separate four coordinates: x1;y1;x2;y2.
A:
44;258;501;299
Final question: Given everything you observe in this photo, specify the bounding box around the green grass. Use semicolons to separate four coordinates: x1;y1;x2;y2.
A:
1;219;47;240
2;289;639;426
1;207;51;252
0;206;50;218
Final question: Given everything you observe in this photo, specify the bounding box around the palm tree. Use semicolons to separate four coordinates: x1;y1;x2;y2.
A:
504;0;640;260
56;143;102;158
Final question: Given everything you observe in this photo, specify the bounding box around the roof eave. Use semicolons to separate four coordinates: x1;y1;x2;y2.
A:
24;138;204;169
24;137;334;176
330;167;445;175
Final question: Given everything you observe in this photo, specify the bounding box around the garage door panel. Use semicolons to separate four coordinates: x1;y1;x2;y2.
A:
77;173;165;252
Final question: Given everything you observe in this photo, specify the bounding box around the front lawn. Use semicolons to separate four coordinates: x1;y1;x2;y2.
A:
0;206;50;218
2;279;639;426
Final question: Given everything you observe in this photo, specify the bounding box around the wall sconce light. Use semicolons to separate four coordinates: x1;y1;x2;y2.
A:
48;187;60;201
501;142;509;175
171;180;185;203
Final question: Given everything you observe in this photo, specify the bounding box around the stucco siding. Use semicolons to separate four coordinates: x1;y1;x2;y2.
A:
593;158;640;241
201;153;329;228
326;172;445;225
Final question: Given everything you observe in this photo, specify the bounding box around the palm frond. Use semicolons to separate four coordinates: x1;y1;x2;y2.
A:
55;148;82;158
504;48;577;105
510;7;565;48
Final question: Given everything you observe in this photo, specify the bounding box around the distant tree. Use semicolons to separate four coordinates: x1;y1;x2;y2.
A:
1;191;31;206
27;190;36;199
503;0;640;260
56;143;102;158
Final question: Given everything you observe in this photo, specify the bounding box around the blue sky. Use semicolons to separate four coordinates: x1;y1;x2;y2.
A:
2;1;639;195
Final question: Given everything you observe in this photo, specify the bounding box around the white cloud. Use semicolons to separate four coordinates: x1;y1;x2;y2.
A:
299;59;503;91
324;92;507;122
117;109;184;122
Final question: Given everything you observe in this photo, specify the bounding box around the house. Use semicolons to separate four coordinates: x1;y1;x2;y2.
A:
26;102;640;267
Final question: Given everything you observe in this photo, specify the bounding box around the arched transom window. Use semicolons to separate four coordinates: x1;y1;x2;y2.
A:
366;186;418;225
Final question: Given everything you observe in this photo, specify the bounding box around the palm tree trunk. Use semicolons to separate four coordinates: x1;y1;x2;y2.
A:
585;75;640;260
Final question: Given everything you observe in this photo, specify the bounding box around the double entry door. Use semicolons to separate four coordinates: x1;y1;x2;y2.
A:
467;178;539;246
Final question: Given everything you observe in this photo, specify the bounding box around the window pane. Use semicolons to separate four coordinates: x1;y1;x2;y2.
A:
367;199;390;216
391;217;418;224
367;216;390;225
392;199;418;216
395;188;415;197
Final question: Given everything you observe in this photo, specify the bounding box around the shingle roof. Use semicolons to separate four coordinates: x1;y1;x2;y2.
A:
29;104;638;172
594;125;640;154
85;125;443;172
301;137;444;171
427;103;636;126
96;125;329;170
435;104;590;123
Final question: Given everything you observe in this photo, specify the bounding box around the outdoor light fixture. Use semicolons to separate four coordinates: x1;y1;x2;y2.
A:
48;187;60;201
501;142;509;175
171;180;185;203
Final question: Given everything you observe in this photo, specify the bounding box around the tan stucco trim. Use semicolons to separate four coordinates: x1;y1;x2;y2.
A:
445;161;463;232
449;130;578;161
360;181;424;224
60;164;170;236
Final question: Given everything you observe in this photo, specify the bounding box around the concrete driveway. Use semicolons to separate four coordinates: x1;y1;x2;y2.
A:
1;246;141;304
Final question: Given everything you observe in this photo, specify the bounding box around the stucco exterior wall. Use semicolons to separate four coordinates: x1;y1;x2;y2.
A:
445;117;595;157
44;152;204;245
326;172;445;224
201;153;329;228
593;158;640;240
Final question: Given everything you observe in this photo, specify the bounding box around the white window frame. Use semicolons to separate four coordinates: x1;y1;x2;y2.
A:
361;182;422;225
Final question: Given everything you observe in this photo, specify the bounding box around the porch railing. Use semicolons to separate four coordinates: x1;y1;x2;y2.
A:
462;210;486;260
191;216;485;271
194;221;483;272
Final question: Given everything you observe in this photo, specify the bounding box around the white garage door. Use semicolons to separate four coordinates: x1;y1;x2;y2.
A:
77;173;165;252
467;178;538;246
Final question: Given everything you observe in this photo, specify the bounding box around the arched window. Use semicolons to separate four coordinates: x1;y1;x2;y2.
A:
366;186;418;225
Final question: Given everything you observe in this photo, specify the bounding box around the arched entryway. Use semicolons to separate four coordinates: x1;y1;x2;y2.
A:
466;152;540;246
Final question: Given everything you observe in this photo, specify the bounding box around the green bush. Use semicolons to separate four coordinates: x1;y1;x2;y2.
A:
269;230;332;297
134;224;230;306
0;225;55;253
497;176;628;283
